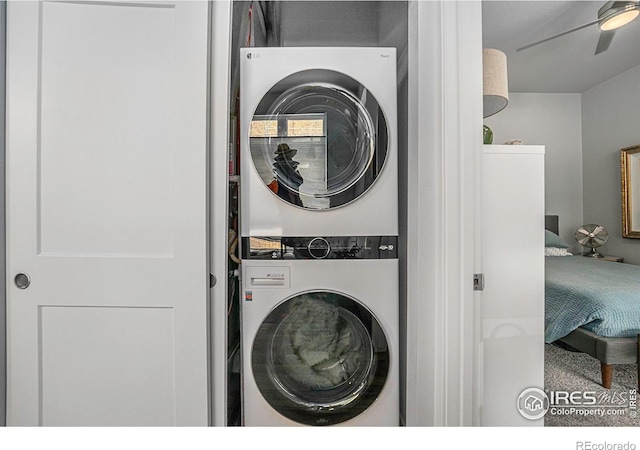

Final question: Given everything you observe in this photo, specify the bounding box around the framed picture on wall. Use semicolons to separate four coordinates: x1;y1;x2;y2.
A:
621;145;640;238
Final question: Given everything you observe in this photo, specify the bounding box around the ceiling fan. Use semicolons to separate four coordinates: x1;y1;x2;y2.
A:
517;1;640;54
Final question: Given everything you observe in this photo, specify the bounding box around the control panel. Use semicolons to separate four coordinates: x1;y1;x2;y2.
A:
241;236;398;260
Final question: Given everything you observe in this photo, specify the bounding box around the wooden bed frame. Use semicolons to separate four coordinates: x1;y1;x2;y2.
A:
545;215;640;389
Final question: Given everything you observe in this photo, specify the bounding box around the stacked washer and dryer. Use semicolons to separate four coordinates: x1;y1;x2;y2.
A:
239;47;399;426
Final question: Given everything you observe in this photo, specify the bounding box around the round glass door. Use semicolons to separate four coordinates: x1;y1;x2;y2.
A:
249;69;389;210
251;291;390;426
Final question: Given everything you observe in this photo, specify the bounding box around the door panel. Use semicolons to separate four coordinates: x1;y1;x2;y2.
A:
6;1;210;426
38;1;175;258
40;306;176;426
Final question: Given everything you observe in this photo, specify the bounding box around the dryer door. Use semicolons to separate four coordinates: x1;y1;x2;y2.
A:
251;291;390;426
249;69;389;210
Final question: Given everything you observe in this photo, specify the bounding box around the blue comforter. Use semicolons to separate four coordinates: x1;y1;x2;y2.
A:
545;256;640;343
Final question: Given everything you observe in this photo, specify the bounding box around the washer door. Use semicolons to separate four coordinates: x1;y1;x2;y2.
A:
249;69;389;210
251;291;390;426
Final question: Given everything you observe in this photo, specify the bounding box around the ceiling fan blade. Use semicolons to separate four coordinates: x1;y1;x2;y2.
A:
595;29;616;54
516;19;600;52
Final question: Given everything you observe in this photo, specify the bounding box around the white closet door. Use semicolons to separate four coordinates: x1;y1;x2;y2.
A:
6;1;210;426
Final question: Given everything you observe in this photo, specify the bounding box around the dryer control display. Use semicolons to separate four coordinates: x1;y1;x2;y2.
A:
242;236;398;260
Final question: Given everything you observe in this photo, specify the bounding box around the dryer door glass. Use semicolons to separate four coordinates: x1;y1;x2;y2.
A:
251;291;390;426
249;69;389;210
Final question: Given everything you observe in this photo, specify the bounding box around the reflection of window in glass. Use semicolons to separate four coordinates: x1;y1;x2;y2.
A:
287;119;325;137
249;237;280;250
249;120;278;137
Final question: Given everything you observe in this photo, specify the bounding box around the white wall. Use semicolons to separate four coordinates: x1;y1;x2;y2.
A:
278;1;380;46
484;93;583;252
582;64;640;265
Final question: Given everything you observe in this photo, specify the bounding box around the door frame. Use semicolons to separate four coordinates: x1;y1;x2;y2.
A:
403;0;483;426
0;0;6;428
209;0;232;427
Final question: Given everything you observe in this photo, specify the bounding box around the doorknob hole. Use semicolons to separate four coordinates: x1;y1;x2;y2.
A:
15;273;31;289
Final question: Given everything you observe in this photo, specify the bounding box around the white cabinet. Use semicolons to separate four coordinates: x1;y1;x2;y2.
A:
480;145;545;426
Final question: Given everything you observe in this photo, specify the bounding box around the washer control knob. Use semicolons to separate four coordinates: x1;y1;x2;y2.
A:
308;237;331;259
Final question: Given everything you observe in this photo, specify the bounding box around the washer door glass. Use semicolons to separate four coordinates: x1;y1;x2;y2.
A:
249;69;389;210
251;291;390;426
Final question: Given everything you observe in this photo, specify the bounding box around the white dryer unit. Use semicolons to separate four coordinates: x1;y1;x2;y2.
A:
240;47;398;237
240;239;399;426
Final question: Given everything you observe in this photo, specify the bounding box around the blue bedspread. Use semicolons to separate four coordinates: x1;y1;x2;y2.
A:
545;256;640;343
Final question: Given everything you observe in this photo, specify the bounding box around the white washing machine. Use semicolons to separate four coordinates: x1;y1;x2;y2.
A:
240;47;398;237
240;237;399;426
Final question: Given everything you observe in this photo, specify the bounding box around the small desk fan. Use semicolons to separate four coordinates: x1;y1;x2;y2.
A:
575;224;609;258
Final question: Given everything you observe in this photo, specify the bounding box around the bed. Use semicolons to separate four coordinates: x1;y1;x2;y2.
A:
545;215;640;389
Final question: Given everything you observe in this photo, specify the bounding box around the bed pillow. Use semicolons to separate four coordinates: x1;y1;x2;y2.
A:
545;247;573;257
545;230;570;248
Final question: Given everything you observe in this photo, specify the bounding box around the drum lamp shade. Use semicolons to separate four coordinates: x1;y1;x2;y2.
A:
483;48;509;118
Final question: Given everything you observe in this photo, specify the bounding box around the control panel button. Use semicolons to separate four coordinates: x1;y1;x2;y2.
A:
308;237;331;259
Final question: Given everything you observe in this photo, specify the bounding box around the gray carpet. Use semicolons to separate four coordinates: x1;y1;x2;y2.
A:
545;343;639;427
